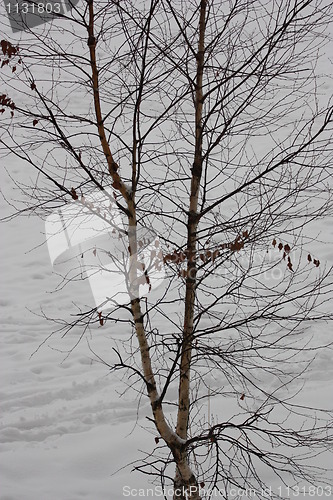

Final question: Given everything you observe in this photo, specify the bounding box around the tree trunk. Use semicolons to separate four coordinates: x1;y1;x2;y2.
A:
173;1;206;499
173;457;201;500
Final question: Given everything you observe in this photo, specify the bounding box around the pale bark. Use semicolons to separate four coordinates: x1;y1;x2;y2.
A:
87;0;185;471
89;0;205;496
173;1;207;499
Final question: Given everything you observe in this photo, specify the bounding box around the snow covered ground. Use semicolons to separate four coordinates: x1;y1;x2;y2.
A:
1;190;332;500
0;175;155;499
1;9;333;500
1;136;333;500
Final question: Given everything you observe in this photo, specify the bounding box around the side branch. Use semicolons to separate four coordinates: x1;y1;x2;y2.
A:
87;0;130;202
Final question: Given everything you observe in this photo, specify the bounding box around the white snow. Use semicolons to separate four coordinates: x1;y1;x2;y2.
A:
1;9;333;500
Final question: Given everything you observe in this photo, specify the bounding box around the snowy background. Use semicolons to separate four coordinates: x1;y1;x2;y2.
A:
1;6;333;500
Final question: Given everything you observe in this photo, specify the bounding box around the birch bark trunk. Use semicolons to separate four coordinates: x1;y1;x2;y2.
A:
89;0;206;496
173;2;206;499
87;0;188;482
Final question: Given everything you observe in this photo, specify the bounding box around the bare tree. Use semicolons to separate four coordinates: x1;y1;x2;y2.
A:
1;0;333;498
